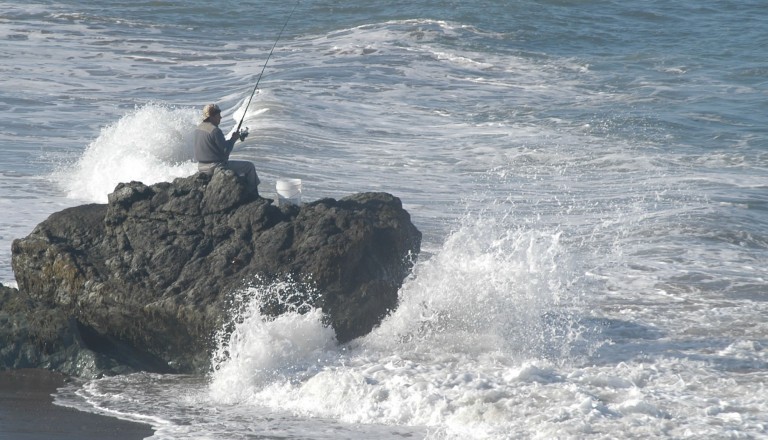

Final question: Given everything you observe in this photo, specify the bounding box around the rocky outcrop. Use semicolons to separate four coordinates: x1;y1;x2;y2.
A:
0;282;170;377
7;170;420;376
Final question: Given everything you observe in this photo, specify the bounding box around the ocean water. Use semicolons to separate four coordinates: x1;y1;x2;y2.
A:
2;0;768;438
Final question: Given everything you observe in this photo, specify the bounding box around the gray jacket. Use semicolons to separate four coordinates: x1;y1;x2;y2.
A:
194;121;237;164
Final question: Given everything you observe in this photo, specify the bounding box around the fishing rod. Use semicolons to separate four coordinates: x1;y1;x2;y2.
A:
235;0;300;140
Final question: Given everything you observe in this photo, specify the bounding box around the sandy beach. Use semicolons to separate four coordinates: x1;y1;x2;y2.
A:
0;369;153;440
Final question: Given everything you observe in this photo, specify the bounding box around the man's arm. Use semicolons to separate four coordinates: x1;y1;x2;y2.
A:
213;128;239;156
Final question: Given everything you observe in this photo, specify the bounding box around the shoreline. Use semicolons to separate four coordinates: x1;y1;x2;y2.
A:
0;369;154;440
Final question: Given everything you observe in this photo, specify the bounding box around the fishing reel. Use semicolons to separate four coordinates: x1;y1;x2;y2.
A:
238;127;249;142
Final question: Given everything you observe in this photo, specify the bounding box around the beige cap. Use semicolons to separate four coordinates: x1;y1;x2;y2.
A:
202;104;221;120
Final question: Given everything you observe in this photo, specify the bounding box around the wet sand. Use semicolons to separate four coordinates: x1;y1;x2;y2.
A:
0;369;154;440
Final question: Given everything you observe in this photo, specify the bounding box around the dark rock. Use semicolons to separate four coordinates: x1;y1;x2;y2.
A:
0;283;152;378
8;169;420;376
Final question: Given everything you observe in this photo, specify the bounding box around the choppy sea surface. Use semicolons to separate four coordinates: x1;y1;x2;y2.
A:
2;1;767;438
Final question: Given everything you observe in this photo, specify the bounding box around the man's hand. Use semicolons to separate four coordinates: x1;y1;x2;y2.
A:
229;132;240;141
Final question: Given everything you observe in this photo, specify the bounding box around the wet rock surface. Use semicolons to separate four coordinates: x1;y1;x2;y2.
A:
5;170;420;377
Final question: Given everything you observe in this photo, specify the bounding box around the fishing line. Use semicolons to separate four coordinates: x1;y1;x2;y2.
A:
235;0;300;137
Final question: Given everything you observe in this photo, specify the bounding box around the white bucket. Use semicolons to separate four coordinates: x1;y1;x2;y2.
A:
276;178;302;206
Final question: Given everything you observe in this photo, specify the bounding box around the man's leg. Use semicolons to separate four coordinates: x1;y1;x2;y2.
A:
198;162;222;174
226;160;260;194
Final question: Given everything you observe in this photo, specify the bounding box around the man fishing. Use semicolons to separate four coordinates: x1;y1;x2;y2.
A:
193;103;260;195
193;2;298;197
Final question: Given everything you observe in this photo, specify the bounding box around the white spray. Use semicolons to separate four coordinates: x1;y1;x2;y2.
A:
54;103;199;203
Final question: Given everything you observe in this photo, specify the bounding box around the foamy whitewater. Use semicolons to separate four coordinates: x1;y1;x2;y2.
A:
2;1;767;438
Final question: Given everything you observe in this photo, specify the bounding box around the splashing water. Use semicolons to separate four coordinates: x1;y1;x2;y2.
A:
367;213;578;360
206;211;592;439
209;278;337;404
54;103;199;203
